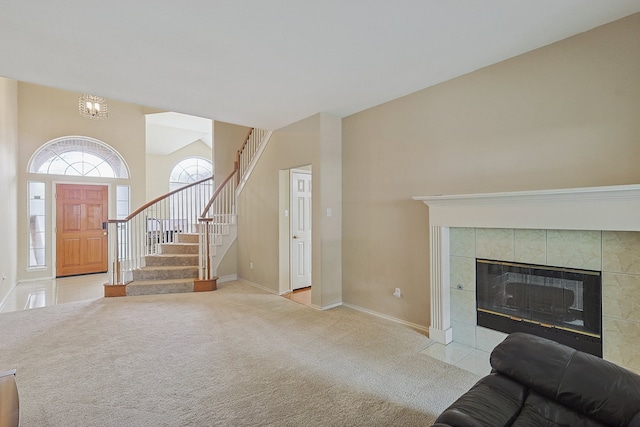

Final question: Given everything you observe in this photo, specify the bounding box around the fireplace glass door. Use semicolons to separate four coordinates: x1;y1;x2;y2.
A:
476;259;602;356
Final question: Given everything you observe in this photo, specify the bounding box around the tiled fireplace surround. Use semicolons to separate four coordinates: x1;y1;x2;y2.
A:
414;185;640;374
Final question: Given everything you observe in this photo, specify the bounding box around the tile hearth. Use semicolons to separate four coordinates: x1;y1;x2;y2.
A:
420;341;491;376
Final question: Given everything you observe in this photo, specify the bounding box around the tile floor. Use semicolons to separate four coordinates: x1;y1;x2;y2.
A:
0;273;106;313
420;341;491;376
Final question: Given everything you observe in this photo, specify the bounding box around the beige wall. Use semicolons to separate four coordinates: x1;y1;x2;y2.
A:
0;78;19;303
237;113;342;308
213;121;251;184
342;14;640;328
17;83;147;280
145;140;212;201
314;114;342;307
216;240;238;279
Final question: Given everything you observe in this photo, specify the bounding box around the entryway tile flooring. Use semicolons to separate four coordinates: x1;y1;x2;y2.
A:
420;341;491;376
0;274;106;313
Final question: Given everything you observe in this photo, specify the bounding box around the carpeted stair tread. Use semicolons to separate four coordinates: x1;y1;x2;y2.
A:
144;254;199;266
127;278;195;285
125;278;195;296
133;265;198;281
138;266;198;271
174;233;200;243
160;243;199;254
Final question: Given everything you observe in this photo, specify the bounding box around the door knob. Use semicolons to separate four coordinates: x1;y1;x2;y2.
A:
292;235;299;239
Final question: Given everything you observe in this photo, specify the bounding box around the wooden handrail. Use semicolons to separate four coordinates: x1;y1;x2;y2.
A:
108;176;213;223
199;167;238;219
238;128;254;155
106;127;267;284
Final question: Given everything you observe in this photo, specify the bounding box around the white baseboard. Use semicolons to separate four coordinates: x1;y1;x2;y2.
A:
217;274;237;284
17;276;54;283
238;278;279;295
342;303;429;335
311;301;343;311
0;283;16;312
226;281;428;336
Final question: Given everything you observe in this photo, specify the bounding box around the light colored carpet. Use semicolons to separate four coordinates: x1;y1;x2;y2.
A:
0;281;479;426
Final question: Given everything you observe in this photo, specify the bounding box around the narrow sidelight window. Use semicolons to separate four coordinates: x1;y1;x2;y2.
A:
28;182;46;267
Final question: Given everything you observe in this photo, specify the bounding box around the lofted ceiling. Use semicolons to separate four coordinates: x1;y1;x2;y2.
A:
1;1;640;130
145;112;212;155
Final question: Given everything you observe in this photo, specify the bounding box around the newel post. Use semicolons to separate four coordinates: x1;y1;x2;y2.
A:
194;218;217;292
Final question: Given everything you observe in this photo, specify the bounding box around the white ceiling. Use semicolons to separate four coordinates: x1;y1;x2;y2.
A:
146;112;212;155
1;1;639;130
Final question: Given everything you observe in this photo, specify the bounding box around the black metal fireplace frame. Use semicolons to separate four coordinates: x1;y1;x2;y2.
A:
476;259;602;357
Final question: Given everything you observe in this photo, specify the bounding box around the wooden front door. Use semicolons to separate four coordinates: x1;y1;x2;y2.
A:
56;184;108;277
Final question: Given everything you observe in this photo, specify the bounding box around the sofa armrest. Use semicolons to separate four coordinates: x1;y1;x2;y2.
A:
433;373;526;427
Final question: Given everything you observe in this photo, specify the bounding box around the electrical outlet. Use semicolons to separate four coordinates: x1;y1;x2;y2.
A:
393;288;402;298
250;262;254;269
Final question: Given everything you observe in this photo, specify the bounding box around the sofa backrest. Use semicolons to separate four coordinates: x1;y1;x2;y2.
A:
490;332;640;427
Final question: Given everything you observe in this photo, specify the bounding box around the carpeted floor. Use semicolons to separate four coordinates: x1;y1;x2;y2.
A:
0;281;479;426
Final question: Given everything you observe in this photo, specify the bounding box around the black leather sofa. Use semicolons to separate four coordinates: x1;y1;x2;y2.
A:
432;332;640;427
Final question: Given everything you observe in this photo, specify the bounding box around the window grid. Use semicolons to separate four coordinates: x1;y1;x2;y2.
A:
168;158;213;221
29;136;129;178
169;157;213;190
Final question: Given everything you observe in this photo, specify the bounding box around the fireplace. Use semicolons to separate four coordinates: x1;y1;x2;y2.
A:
414;184;640;373
476;259;602;356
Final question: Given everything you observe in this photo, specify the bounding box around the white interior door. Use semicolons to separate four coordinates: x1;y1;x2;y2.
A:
291;170;311;290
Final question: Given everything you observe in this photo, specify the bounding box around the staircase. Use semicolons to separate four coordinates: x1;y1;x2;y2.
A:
126;233;200;296
104;128;271;297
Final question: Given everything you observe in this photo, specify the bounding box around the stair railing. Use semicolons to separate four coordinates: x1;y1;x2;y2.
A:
198;168;237;281
237;128;268;184
197;127;272;281
107;176;214;285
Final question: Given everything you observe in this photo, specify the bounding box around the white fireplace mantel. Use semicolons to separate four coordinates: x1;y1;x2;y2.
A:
414;184;640;231
413;184;640;344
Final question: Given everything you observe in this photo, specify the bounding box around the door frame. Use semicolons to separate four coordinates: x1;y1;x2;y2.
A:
278;166;312;295
52;180;112;278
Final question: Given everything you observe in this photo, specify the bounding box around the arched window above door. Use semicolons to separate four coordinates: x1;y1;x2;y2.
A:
28;136;130;178
169;157;212;190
